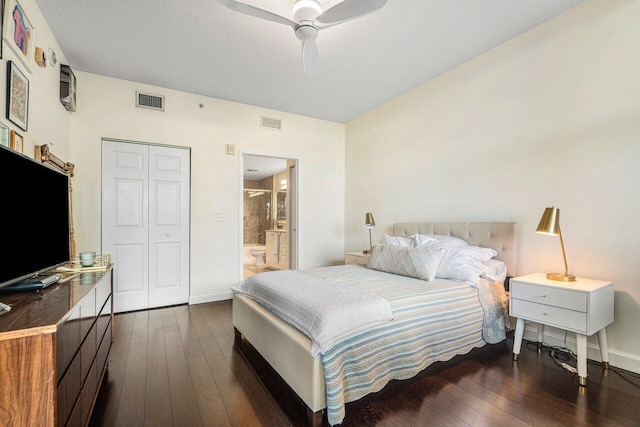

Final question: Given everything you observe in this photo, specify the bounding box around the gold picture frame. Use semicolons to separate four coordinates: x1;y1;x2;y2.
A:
10;129;22;153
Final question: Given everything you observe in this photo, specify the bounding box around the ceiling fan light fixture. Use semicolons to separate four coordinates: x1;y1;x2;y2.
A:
293;0;322;22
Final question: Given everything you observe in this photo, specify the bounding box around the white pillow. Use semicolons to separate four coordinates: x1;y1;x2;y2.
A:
415;234;469;248
379;234;416;247
481;259;508;283
367;244;444;281
435;245;498;287
438;255;485;288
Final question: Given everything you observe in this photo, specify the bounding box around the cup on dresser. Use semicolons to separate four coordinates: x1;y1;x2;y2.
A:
79;251;96;267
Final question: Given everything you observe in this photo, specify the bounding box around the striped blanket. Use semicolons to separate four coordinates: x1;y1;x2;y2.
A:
302;264;509;426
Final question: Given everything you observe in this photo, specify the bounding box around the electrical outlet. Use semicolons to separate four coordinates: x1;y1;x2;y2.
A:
218;213;224;222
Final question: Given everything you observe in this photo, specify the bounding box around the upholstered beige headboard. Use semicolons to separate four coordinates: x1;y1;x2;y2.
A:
392;222;517;276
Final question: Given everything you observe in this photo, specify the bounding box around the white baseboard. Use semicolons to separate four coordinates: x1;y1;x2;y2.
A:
189;291;232;305
522;325;640;374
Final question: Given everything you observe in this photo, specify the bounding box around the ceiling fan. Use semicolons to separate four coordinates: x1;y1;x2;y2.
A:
218;0;387;73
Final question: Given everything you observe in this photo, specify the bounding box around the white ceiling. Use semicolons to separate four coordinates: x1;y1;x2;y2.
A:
35;0;584;124
243;154;287;180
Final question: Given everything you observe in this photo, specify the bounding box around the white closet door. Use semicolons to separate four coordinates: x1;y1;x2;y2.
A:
102;140;190;313
148;145;190;308
102;141;150;313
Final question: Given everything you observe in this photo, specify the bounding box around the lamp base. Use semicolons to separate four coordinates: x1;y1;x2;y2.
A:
546;273;576;282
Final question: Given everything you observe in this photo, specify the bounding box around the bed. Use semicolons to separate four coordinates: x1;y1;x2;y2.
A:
232;222;517;426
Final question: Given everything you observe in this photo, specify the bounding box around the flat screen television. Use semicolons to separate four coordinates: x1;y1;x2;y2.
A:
0;145;70;290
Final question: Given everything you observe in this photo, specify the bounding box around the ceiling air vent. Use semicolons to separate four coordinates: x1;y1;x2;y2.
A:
260;116;282;131
136;91;165;111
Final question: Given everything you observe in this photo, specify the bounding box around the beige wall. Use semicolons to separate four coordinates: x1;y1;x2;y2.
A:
345;0;640;372
70;72;345;303
1;0;71;160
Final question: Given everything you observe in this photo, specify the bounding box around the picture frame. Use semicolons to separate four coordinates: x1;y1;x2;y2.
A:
3;0;35;73
0;122;8;147
6;60;29;131
60;64;76;112
10;129;23;153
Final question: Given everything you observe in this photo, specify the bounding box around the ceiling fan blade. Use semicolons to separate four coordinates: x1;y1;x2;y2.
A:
315;0;387;28
302;40;319;74
217;0;296;28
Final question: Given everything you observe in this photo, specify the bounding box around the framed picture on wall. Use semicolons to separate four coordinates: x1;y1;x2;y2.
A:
0;122;8;147
10;129;22;153
6;60;29;131
3;0;35;73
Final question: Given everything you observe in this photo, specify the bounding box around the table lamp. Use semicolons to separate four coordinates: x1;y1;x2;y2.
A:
536;207;575;282
364;213;376;254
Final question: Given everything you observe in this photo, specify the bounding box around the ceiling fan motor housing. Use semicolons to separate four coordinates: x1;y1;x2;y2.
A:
295;24;318;41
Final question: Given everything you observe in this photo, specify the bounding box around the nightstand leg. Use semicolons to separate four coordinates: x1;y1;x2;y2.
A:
536;324;545;353
576;333;588;386
597;328;611;370
513;318;525;361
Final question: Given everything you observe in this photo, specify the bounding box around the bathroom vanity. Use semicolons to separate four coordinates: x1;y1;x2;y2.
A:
266;230;288;270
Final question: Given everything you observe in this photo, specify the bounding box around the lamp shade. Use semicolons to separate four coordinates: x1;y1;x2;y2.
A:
536;207;560;235
365;213;375;228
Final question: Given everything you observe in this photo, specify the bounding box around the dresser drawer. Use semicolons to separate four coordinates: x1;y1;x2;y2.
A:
511;282;587;312
511;299;587;333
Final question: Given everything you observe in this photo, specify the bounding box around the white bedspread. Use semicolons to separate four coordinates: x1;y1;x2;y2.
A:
232;269;393;356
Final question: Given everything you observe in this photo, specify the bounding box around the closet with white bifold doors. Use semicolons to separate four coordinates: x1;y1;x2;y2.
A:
101;139;190;313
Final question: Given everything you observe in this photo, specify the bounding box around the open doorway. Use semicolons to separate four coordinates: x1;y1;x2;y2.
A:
241;153;298;279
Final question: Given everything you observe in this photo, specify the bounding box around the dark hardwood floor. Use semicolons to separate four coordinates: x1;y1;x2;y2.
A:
90;300;640;427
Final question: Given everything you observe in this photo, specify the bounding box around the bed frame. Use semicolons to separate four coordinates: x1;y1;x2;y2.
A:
233;221;517;426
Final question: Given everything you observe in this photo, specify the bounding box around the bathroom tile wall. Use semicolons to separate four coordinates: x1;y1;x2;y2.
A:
243;177;273;244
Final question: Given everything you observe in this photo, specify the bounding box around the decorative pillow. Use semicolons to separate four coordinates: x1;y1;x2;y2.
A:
481;259;508;283
367;244;444;281
379;234;416;247
415;234;469;248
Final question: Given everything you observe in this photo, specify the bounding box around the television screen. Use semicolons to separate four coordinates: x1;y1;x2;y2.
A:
0;146;70;288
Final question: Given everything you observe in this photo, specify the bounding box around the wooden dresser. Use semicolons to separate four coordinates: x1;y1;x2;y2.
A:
0;265;113;426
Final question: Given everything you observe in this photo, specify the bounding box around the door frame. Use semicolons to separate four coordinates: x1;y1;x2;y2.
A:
238;150;300;281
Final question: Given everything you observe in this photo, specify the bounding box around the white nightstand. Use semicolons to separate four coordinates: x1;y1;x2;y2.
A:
345;251;370;265
509;273;614;386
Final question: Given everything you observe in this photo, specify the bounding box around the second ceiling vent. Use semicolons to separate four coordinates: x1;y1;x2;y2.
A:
260;116;282;130
136;91;165;111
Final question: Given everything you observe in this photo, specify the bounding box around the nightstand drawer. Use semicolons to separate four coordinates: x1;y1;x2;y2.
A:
345;254;368;265
511;299;587;332
511;282;587;312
